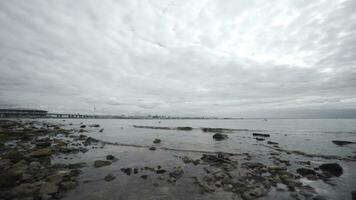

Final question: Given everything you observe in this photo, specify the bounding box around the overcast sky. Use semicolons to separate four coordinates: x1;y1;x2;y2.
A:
0;0;356;117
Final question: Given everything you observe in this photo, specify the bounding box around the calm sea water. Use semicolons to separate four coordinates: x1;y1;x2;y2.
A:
45;118;356;156
43;118;356;200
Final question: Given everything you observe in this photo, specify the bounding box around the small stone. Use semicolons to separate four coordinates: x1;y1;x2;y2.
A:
29;148;53;158
104;174;115;182
169;169;184;180
40;182;58;194
121;168;132;175
93;160;111;168
212;133;228;140
153;139;161;143
106;155;115;160
29;161;41;170
61;181;77;190
332;140;355;146
296;168;317;177
80;125;86;128
4;150;24;162
156;169;166;174
149;146;156;151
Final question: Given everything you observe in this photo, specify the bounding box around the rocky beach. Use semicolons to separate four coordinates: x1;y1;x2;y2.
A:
1;119;356;200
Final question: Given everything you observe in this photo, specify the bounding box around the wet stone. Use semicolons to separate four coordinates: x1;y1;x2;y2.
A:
319;163;343;177
104;174;116;182
93;160;111;168
106;155;115;160
212;133;228;140
153;138;161;144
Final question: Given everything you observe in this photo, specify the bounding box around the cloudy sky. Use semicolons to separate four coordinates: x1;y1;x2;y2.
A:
1;0;356;117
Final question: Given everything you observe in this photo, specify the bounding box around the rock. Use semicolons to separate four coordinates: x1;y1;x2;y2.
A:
156;169;166;174
80;125;86;128
11;183;38;197
253;133;270;137
29;148;53;158
104;174;115;182
60;181;77;190
242;162;266;169
212;133;228;140
332;140;355;146
267;141;279;145
121;168;132;175
153;138;161;143
255;137;265;141
177;127;193;131
0;172;21;188
36;138;51;148
169;169;184;180
90;124;100;127
4;150;25;162
149;146;156;151
319;163;343;176
40;182;58;194
296;168;317;177
0;159;12;170
29;161;42;170
106;155;115;160
352;190;356;200
93;160;111;168
99;129;104;132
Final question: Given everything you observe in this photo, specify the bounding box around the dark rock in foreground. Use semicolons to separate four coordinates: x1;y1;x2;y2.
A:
332;140;356;146
212;133;228;140
319;163;343;177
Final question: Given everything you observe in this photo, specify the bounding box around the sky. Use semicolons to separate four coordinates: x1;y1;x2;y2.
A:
0;0;356;118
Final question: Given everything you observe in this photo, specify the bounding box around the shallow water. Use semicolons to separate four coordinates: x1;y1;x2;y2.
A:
42;118;356;200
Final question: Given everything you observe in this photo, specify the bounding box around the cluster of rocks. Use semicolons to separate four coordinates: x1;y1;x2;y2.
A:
0;120;102;199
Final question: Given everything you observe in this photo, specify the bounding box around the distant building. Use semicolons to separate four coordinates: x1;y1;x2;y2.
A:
0;108;48;118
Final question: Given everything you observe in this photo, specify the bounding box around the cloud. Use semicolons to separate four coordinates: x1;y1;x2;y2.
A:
0;0;356;117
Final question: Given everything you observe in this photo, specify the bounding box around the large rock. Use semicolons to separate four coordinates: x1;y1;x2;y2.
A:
93;160;111;168
212;133;228;140
332;140;355;146
319;163;343;177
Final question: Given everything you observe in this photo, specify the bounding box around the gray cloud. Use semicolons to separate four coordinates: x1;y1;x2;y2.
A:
0;0;356;117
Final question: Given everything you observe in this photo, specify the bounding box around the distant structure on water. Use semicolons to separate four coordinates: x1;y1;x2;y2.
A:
0;108;48;118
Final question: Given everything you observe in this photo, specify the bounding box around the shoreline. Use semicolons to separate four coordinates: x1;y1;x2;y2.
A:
1;119;356;200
